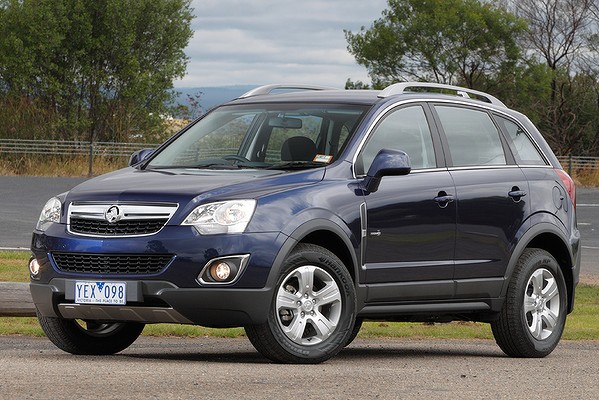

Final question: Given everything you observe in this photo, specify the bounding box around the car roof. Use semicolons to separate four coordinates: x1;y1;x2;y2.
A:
226;89;382;106
224;82;509;110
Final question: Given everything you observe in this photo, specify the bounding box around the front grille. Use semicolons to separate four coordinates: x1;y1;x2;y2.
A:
52;252;174;275
67;202;178;237
70;218;168;236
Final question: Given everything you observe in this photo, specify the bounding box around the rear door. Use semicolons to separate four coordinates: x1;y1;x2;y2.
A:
432;105;530;299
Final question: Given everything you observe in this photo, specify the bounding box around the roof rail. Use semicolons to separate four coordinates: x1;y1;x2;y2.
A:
378;82;506;107
238;84;339;99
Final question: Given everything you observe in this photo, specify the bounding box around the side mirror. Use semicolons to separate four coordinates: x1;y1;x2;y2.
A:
363;149;411;193
129;148;155;166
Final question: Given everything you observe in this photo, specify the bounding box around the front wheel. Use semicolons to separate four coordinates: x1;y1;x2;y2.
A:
37;311;144;355
245;244;356;363
491;248;567;358
345;318;363;347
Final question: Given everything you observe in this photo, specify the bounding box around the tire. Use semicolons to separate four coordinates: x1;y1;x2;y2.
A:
245;243;356;364
37;310;144;355
345;318;363;347
491;248;567;358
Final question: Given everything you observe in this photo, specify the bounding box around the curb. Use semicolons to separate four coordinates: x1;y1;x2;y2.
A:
0;282;36;317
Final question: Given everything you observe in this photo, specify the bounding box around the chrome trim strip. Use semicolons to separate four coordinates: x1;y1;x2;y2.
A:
447;165;520;172
362;259;492;270
67;201;179;238
360;202;367;270
363;260;455;270
518;165;554;169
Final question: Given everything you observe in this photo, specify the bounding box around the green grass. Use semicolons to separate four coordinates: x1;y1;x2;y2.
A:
2;251;599;340
0;317;45;336
0;251;30;282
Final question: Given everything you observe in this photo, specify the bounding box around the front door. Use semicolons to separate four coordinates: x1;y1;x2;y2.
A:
356;104;456;301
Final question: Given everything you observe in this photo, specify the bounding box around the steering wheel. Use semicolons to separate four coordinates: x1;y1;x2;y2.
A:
222;154;251;163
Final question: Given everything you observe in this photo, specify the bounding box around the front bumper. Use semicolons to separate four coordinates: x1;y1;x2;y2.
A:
30;224;288;327
31;278;273;327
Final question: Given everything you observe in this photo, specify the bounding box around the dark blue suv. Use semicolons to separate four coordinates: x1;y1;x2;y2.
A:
30;83;580;363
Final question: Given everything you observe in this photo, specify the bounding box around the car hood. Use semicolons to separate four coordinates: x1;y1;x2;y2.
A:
64;166;326;206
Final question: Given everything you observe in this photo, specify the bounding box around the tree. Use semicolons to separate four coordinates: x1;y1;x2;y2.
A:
508;0;594;99
344;0;525;89
0;0;194;143
503;0;598;155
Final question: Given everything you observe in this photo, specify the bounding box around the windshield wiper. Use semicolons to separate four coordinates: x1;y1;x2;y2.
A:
266;161;328;170
190;163;243;169
148;163;242;170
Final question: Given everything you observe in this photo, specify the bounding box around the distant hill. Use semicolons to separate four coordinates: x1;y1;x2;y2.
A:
173;85;257;112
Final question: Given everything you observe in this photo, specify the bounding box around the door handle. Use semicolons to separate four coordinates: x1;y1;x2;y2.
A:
508;187;527;202
434;191;454;208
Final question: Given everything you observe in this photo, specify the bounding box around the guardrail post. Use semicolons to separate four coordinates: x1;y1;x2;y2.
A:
568;155;572;176
88;142;94;177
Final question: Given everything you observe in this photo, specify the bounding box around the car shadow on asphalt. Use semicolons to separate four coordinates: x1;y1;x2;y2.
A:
340;344;504;360
113;340;505;364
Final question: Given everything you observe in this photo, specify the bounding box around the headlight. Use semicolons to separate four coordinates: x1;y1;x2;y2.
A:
36;197;62;231
182;200;256;235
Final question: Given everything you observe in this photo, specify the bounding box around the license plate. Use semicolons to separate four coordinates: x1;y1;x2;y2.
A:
75;281;126;305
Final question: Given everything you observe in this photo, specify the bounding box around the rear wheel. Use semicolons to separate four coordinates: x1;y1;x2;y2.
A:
491;248;567;358
245;243;356;363
37;311;144;355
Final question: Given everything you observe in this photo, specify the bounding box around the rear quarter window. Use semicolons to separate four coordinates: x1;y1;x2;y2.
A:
495;115;547;165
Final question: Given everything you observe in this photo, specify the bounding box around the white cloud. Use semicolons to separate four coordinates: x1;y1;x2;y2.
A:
174;0;388;88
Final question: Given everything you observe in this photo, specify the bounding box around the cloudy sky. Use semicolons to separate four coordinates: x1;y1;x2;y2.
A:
174;0;389;88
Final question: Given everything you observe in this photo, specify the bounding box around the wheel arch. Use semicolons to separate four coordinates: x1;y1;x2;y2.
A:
504;221;576;313
526;232;575;313
268;218;360;289
300;229;357;283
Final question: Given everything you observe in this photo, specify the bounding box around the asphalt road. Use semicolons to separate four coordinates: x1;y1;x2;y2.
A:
1;176;86;249
0;335;597;399
576;188;599;279
1;176;597;277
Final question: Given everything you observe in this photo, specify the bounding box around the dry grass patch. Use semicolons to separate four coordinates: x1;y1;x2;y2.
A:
0;155;126;177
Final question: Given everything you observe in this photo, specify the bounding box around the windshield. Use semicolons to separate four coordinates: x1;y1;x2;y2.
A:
146;103;368;170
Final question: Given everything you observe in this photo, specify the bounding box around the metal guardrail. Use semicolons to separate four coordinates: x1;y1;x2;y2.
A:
0;139;159;176
0;139;158;157
2;139;598;174
557;156;599;175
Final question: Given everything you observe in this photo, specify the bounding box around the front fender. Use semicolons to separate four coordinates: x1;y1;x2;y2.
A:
264;212;361;290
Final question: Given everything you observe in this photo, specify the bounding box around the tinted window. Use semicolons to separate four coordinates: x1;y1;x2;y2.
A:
496;116;546;165
436;106;506;167
359;105;436;174
265;115;322;162
147;104;367;169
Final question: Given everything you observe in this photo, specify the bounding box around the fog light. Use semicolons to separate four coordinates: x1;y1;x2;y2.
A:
198;254;250;285
211;262;232;282
29;258;41;278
